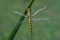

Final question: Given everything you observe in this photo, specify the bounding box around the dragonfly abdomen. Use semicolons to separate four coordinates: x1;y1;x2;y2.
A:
27;8;32;39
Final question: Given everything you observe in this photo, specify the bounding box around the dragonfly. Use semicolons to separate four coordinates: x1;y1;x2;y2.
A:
10;6;47;39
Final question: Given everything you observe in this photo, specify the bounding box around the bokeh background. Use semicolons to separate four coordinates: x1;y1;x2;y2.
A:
0;0;60;40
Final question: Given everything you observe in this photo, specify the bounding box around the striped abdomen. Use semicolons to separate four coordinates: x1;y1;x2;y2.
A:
27;8;32;39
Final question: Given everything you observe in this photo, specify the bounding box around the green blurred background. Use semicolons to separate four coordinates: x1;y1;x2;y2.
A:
0;0;60;40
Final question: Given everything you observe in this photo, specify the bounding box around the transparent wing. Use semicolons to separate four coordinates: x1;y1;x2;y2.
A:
10;11;27;17
32;6;47;17
21;17;52;24
31;17;51;23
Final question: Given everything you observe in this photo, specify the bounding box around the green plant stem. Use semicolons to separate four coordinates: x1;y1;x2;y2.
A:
5;0;34;40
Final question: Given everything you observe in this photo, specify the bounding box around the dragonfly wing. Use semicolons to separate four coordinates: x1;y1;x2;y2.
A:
32;6;47;17
32;17;50;23
10;11;27;17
